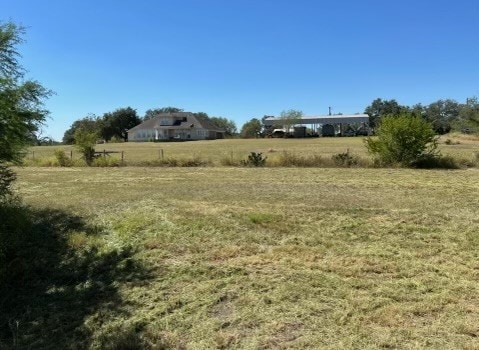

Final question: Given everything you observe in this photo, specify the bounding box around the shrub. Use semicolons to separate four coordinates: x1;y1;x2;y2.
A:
74;129;98;165
332;150;359;167
54;149;72;167
243;152;267;167
135;157;210;167
365;114;438;167
91;156;122;167
411;154;459;169
274;151;327;167
220;152;243;166
220;156;242;166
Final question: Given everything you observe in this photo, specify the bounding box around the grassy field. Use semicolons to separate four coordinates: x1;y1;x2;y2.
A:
25;133;479;166
2;165;479;349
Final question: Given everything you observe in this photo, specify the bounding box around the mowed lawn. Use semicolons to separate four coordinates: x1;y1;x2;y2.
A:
10;166;479;349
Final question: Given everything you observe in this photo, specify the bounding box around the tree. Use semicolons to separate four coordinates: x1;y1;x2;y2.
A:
423;99;460;134
0;22;51;164
209;117;237;136
365;113;437;167
143;106;184;121
74;128;98;165
279;109;303;135
0;22;51;199
457;97;479;131
62;114;101;144
102;107;141;142
194;112;209;120
240;118;262;138
364;98;407;129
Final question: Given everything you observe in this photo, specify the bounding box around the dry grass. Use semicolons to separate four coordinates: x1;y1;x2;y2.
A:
25;135;479;168
3;166;479;348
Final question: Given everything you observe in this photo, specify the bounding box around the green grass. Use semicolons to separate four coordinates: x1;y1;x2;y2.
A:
2;166;479;348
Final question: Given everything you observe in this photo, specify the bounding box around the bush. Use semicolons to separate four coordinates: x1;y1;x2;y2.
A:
74;129;98;165
135;157;210;167
332;150;359;167
91;156;122;167
365;114;438;167
411;154;459;169
54;149;72;167
243;152;266;167
274;151;327;167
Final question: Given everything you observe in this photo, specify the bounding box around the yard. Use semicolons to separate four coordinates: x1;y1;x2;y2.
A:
25;133;479;166
2;165;479;348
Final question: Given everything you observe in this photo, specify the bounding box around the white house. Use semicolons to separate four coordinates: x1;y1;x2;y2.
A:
127;112;225;141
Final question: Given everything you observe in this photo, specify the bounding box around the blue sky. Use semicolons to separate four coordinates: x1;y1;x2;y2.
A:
3;0;478;140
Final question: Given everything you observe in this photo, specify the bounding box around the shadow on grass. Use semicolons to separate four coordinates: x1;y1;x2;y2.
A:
0;201;150;349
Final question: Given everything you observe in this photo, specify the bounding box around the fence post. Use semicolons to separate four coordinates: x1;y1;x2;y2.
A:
70;150;73;160
121;151;124;162
103;149;106;158
159;149;164;160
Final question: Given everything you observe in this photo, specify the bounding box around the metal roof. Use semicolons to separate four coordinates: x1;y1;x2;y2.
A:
263;114;369;125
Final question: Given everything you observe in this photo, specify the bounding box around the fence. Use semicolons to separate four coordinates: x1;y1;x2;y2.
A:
26;148;166;163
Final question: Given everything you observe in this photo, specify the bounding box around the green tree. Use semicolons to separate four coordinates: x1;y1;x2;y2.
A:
0;22;51;199
457;97;479;131
62;114;101;144
143;106;184;121
0;22;51;164
74;128;98;165
364;98;407;129
240;118;262;138
423;99;460;134
102;107;141;142
365;114;437;167
194;112;210;120
209;116;237;136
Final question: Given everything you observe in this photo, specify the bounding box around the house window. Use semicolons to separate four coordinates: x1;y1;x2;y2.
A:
160;118;170;126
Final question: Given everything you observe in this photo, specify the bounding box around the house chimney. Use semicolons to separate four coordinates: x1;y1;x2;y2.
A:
328;107;332;116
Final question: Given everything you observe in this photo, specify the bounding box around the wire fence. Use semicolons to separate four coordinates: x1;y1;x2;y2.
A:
26;148;167;163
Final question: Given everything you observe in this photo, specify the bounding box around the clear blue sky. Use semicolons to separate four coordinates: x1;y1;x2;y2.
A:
3;0;479;140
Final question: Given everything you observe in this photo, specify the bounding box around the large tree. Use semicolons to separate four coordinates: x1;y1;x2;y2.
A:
457;97;479;130
0;22;51;201
423;99;460;134
209;116;237;136
62;114;101;144
0;22;51;165
102;107;141;142
364;98;407;129
143;106;184;121
240;118;262;138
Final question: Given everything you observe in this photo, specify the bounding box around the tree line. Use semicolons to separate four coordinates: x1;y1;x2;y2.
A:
62;107;237;144
364;97;479;134
238;98;479;139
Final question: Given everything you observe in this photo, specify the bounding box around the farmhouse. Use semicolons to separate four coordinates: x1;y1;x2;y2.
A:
128;112;225;141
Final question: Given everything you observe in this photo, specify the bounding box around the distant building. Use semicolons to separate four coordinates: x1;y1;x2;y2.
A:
263;114;370;137
128;112;225;141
